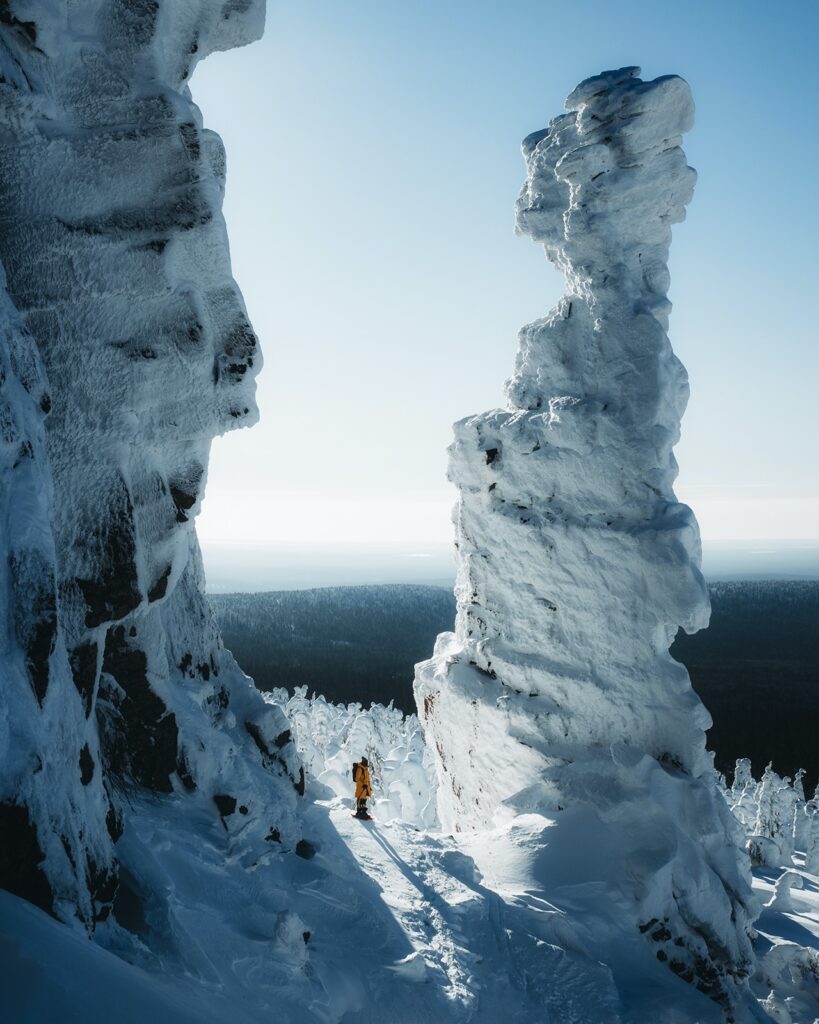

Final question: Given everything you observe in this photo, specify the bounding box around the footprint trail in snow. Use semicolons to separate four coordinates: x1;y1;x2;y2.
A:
291;799;554;1024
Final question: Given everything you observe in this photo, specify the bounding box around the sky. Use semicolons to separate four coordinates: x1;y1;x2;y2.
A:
191;0;819;584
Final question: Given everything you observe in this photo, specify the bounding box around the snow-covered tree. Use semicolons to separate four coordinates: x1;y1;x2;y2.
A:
753;765;795;865
804;802;819;875
268;688;437;828
730;758;759;831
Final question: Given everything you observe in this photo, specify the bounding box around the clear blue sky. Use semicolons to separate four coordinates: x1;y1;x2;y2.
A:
192;0;819;561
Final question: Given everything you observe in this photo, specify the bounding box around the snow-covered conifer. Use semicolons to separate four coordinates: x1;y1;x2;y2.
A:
730;758;759;831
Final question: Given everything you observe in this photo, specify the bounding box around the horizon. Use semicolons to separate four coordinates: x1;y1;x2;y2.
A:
201;537;819;593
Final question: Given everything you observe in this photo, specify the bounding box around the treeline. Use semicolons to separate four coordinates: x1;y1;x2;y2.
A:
671;580;819;790
210;584;456;709
211;580;819;790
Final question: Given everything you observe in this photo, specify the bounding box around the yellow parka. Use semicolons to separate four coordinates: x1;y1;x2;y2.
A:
354;762;371;799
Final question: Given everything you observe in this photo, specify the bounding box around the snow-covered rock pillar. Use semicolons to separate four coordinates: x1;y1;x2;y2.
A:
0;0;303;923
416;67;759;1010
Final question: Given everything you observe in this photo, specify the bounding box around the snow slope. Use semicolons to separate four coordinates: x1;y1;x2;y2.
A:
5;685;819;1022
6;781;819;1023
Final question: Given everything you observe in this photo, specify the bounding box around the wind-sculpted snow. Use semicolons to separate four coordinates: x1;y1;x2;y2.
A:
0;0;303;924
416;67;762;1017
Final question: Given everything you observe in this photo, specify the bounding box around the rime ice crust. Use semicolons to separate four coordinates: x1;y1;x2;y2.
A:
415;68;760;1011
0;1;303;923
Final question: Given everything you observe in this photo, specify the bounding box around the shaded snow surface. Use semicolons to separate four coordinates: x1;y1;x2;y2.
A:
4;700;819;1021
0;791;687;1024
5;784;819;1023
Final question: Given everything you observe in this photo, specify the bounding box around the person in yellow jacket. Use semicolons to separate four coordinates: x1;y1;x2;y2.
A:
353;757;372;819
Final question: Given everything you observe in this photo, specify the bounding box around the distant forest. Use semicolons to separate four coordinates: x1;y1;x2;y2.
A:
210;585;455;709
211;580;819;792
671;581;818;790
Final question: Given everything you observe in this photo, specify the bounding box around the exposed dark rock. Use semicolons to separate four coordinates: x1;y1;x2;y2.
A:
105;801;123;843
76;482;141;628
140;238;168;254
239;805;248;814
169;483;197;523
8;550;57;704
99;625;178;792
86;856;117;923
295;839;315;860
112;867;148;935
0;1;38;46
79;743;94;785
0;802;53;915
265;828;280;843
176;752;197;792
178;122;200;161
274;729;291;749
24;612;56;703
69;642;98;717
245;719;271;758
213;793;236;817
294;767;305;797
147;564;172;602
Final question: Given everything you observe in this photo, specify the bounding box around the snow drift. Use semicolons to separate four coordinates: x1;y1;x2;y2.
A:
415;66;761;1016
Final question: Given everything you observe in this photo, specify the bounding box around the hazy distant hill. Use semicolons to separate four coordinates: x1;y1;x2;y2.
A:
211;580;819;790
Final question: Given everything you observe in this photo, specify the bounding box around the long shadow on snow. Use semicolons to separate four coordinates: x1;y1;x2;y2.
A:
289;802;463;1023
351;818;572;1020
363;824;447;908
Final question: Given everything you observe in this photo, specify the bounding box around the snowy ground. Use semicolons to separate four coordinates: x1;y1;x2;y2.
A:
5;695;819;1023
6;783;819;1023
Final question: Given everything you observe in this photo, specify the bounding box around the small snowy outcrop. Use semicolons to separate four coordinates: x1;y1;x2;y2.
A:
0;0;302;923
416;67;759;1013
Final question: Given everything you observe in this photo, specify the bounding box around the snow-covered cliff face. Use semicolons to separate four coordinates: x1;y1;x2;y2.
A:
416;67;759;1013
0;268;116;926
0;0;303;925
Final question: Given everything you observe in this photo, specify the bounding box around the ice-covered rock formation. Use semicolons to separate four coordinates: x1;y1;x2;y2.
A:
0;268;116;926
416;67;760;1013
0;0;303;924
